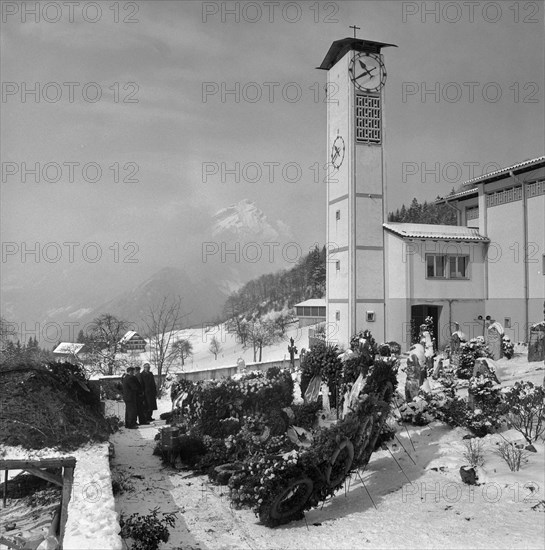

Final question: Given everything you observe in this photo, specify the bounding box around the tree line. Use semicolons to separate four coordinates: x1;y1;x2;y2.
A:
388;196;457;225
220;245;326;362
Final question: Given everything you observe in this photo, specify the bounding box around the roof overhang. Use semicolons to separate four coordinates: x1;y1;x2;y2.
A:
318;38;397;70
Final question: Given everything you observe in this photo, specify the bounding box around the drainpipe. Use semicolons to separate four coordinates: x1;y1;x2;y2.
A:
510;171;529;342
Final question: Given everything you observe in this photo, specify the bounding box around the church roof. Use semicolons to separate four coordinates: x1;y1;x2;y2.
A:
436;156;545;203
318;38;397;70
383;223;489;242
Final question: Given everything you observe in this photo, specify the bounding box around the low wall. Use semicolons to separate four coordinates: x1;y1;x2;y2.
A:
177;357;300;382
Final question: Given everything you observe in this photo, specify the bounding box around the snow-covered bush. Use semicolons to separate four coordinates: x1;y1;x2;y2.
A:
120;508;176;550
502;381;545;443
467;374;504;436
502;336;515;359
462;438;485;468
456;337;492;379
494;441;528;472
398;394;436;425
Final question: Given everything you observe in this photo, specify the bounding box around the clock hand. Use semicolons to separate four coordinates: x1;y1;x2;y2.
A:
355;67;377;81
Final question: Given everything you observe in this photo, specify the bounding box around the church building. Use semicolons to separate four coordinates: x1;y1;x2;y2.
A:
319;37;545;350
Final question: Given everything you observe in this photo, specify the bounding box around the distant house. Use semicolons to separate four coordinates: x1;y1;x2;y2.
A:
53;342;86;362
119;331;147;353
294;299;326;327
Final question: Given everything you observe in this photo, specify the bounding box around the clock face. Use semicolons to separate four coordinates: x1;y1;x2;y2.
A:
349;52;387;93
331;136;345;169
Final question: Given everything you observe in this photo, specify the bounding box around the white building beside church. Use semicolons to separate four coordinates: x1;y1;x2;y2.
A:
319;37;544;350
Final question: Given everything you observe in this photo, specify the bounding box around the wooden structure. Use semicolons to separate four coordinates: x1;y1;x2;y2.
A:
0;457;76;550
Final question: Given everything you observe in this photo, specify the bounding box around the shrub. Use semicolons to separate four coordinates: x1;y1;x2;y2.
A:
111;470;134;495
462;438;485;468
456;338;492;379
398;394;436;425
105;415;122;434
385;341;401;356
494;441;528;472
502;381;545;443
502;336;515;359
120;508;176;550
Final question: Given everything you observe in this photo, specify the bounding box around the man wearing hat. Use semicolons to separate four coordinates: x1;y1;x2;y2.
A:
122;366;140;429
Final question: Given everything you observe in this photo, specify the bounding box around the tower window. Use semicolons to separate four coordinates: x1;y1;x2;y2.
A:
335;310;340;321
355;95;381;144
336;209;340;221
336;260;340;271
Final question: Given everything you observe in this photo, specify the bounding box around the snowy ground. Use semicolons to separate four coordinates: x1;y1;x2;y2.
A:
2;349;543;549
122;322;313;375
110;350;545;550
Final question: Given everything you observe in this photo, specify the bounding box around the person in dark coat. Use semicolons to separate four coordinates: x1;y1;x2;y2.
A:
134;366;149;425
141;362;158;421
122;367;140;429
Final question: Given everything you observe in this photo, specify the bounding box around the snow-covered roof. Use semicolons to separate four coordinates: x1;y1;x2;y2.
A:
383;222;489;242
53;342;85;355
294;299;326;307
436;156;545;203
119;330;143;344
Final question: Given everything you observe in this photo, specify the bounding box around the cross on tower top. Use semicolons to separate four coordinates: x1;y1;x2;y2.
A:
349;25;361;38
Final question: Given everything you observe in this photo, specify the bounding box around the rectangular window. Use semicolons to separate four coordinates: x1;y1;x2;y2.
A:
319;307;326;316
504;318;511;329
335;310;340;321
427;255;445;278
426;254;469;279
303;307;311;316
336;260;340;271
336;209;340;221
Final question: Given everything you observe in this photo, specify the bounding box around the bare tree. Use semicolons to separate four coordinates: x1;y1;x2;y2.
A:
142;296;187;394
87;313;131;375
208;335;222;360
271;311;297;336
172;338;193;367
245;319;281;363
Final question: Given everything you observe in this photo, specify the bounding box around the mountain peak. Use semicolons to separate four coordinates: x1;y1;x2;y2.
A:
212;199;288;241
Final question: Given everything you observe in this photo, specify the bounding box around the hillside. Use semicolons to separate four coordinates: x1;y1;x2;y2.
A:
222;245;326;320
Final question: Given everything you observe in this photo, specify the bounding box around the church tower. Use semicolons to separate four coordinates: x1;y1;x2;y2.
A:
318;37;396;347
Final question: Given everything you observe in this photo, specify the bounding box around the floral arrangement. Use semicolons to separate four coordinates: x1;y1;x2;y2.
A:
299;342;342;407
228;359;397;526
166;331;398;527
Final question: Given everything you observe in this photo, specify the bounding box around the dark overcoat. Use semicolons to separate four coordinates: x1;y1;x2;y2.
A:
141;370;158;411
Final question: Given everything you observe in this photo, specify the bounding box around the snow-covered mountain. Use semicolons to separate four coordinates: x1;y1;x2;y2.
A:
212;199;291;242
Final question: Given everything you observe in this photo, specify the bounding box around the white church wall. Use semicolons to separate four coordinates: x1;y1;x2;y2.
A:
384;231;408;299
527;195;545;300
410;241;486;299
486;200;525;300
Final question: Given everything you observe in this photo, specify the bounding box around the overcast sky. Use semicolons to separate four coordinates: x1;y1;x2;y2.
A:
1;0;543;298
